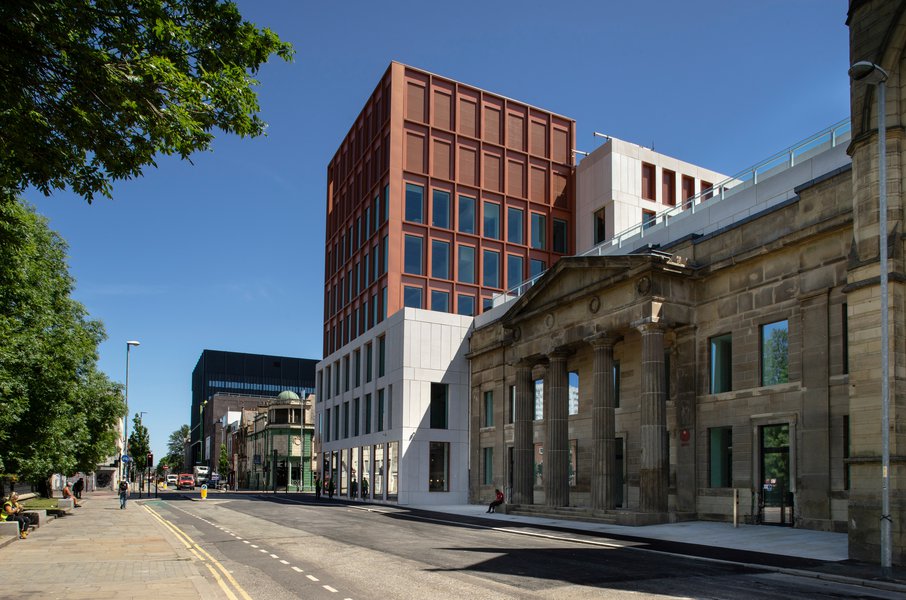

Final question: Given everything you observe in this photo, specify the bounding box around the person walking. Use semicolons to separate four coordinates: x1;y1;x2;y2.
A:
327;477;335;499
314;474;322;500
73;477;84;499
350;477;358;499
487;488;504;513
118;480;130;509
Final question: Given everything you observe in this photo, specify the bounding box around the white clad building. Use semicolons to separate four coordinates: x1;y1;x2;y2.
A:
315;308;472;505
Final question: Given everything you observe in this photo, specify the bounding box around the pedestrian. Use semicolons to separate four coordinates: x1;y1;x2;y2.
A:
73;477;84;499
2;493;32;539
350;477;358;498
487;488;504;513
327;477;335;499
314;474;321;500
61;481;81;507
361;477;368;498
118;479;130;509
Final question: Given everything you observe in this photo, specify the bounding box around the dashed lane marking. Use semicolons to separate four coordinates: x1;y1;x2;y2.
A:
307;575;319;582
292;567;303;573
323;585;338;593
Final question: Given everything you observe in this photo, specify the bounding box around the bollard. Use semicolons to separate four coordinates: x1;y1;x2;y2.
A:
200;484;208;500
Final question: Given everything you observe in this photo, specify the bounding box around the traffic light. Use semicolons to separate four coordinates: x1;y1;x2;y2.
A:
147;452;153;466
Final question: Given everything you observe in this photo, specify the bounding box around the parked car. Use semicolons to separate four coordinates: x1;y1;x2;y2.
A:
177;473;195;490
166;474;178;486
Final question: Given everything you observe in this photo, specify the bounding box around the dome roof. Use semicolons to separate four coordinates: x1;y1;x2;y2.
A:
276;390;301;400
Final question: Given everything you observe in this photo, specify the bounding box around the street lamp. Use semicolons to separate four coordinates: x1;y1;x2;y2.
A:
849;60;891;578
199;399;208;467
123;340;140;482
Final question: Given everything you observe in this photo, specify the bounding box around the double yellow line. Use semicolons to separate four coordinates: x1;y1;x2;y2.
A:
144;503;253;600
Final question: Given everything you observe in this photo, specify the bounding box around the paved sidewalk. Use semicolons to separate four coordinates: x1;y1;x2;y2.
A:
0;490;216;600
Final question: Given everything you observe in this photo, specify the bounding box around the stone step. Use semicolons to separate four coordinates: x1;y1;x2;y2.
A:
505;504;669;527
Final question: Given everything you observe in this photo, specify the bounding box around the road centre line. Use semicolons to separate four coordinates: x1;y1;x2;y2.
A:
307;575;319;582
323;585;338;593
292;566;304;573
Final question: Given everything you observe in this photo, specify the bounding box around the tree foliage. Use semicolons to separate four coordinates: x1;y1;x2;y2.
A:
0;199;125;484
0;0;294;202
164;424;190;472
127;412;150;473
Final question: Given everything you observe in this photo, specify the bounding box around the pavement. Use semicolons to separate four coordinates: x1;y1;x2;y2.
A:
1;489;904;599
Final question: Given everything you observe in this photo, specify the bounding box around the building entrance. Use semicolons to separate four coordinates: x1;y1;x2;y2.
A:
759;424;792;525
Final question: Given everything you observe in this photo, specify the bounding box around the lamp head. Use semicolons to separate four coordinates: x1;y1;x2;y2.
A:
127;340;141;347
849;61;888;85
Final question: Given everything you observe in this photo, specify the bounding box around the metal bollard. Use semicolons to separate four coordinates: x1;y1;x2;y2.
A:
200;484;208;500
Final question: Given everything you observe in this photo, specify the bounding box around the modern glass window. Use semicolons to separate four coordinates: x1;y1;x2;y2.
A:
482;447;493;486
530;259;545;278
354;397;360;436
381;235;388;275
594;208;607;244
373;195;380;231
381;285;387;321
482;297;493;312
553;218;568;253
343;355;350;392
506;254;524;290
484;201;501;239
642;209;656;230
364;206;371;238
431;240;450;279
429;442;449;492
432;190;450;229
483;390;494;427
431;290;450;312
457;294;475;316
483;249;500;288
343;401;349;438
364;393;372;435
405;183;424;223
383;184;390;221
324;408;331;442
334;361;340;396
363;251;370;285
404;235;423;275
334;405;340;440
366;342;373;383
458;245;475;283
458;195;475;234
377;388;385;432
430;383;448;429
568;371;579;416
709;333;732;393
709;426;733;487
507;207;524;244
373;243;379;282
324;366;330;400
403;286;422;308
531;213;546;249
378;335;386;377
761;320;789;386
353;350;361;387
534;379;543;420
642;162;656;200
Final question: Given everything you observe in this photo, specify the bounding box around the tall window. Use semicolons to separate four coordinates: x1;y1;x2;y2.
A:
701;180;714;201
613;361;621;408
457;294;475;316
377;335;385;377
430;383;448;429
324;408;331;442
432;190;450;228
507;254;524;290
405;183;424;223
343;355;350;392
534;379;543;420
382;235;388;275
568;371;579;416
594;208;607;244
366;342;373;383
641;162;656;200
377;389;385;432
431;240;450;279
404;235;423;275
483;249;500;288
458;245;475;283
709;426;732;487
353;397;360;436
761;320;789;386
507;207;524;244
662;168;676;205
403;286;422;308
458;195;475;234
364;393;372;435
508;385;516;424
484;201;501;239
429;442;449;492
342;401;349;438
531;213;546;249
483;390;494;427
482;447;493;485
681;175;695;205
642;209;656;230
530;259;545;278
553;219;568;253
710;333;732;393
431;290;450;312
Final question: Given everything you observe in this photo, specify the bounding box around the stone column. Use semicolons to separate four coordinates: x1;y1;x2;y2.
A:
637;321;668;514
588;334;620;511
512;360;535;505
545;350;571;507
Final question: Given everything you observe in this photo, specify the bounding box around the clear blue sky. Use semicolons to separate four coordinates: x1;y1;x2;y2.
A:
26;1;850;463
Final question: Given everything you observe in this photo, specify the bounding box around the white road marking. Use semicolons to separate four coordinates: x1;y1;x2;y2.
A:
259;549;267;553
250;544;258;548
306;575;319;582
243;541;250;544
269;554;279;559
291;567;303;573
323;585;338;593
279;560;289;565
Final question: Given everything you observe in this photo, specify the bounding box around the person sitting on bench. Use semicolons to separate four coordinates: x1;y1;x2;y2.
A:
3;493;32;539
486;488;504;513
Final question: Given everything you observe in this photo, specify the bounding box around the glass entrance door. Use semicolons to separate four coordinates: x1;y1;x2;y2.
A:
759;424;791;525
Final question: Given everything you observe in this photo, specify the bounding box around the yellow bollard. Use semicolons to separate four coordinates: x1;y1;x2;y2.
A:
200;484;208;500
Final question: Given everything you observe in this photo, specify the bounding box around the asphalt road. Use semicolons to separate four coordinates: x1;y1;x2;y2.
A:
147;491;902;600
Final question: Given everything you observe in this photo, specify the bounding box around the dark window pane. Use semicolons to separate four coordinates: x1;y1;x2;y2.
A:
432;190;450;228
404;235;423;275
405;183;424;223
458;195;475;234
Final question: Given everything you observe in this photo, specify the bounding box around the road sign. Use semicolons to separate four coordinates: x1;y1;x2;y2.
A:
122;455;131;463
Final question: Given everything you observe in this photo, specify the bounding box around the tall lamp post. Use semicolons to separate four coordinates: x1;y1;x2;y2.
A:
123;340;141;482
199;399;208;467
849;60;891;578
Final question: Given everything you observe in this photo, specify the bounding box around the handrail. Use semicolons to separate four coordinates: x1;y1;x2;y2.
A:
493;118;851;304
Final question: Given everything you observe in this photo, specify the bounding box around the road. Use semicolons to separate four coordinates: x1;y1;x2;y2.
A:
146;490;901;600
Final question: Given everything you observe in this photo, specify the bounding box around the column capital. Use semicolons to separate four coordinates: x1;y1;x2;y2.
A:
632;318;667;334
586;332;622;349
547;346;574;361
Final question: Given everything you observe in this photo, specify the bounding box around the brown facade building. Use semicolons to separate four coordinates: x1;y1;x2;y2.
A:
323;62;575;356
468;0;906;565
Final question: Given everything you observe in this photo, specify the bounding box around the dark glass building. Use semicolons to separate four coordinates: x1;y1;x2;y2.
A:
190;350;317;466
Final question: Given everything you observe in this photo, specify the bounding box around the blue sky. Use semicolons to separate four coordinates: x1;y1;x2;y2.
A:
26;1;849;462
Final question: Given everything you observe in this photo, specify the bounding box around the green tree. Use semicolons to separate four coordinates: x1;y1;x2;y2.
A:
218;441;229;475
127;413;150;474
164;424;190;472
0;0;294;203
0;200;125;487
